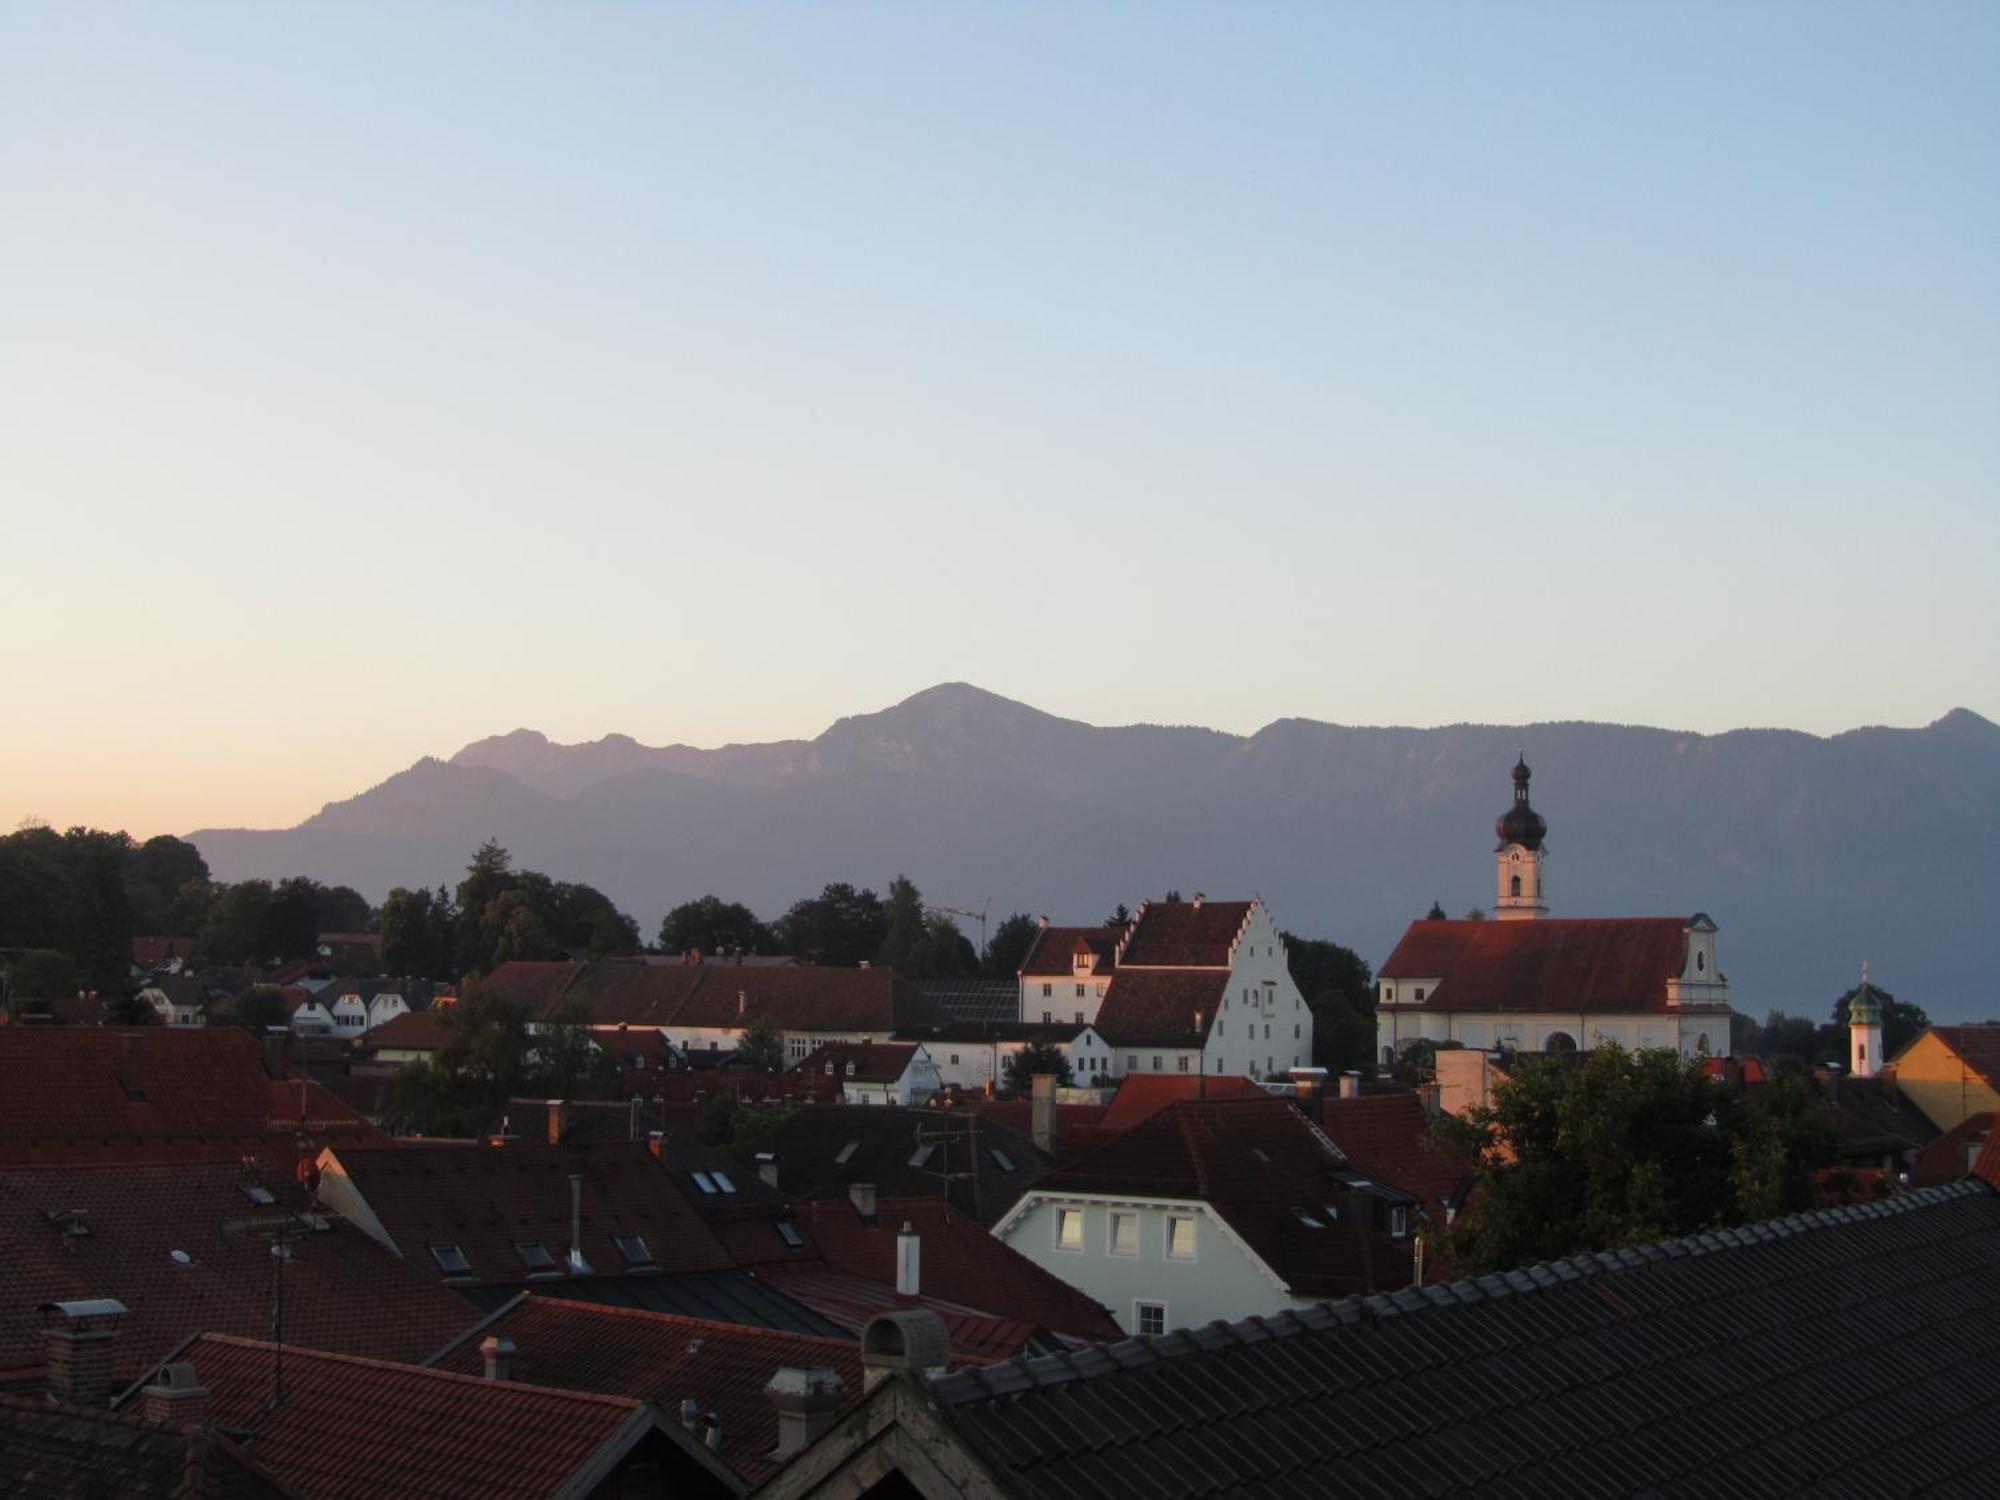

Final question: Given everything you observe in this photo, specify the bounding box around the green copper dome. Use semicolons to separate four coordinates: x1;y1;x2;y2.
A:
1847;984;1884;1026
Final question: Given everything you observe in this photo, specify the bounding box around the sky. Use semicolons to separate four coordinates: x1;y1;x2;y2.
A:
2;2;1995;838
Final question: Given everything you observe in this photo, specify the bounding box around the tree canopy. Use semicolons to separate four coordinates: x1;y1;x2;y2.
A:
982;911;1040;978
1002;1038;1074;1094
1282;931;1376;1074
658;895;773;957
771;882;887;967
451;841;641;974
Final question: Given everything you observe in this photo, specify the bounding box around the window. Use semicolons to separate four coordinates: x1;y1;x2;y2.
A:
1042;1011;1052;1024
711;1171;736;1193
1152;1056;1163;1072
1127;1055;1137;1072
908;1144;936;1168
776;1220;804;1249
1056;1208;1084;1251
1219;1020;1225;1036
1166;1215;1196;1261
989;1148;1016;1171
613;1233;655;1267
429;1243;472;1276
1176;1056;1189;1073
1294;1025;1301;1038
1134;1301;1167;1337
1075;983;1085;998
1042;983;1052;997
949;1053;960;1065
515;1240;557;1273
1109;1211;1139;1256
1075;1011;1084;1024
1696;951;1706;973
1414;988;1426;1002
1510;874;1521;897
1294;1208;1326;1229
690;1171;719;1194
1389;1208;1410;1239
1097;983;1107;997
835;1140;859;1164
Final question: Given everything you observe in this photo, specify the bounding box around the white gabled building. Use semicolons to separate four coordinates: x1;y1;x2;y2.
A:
793;1042;942;1107
898;1022;1113;1093
1014;897;1312;1082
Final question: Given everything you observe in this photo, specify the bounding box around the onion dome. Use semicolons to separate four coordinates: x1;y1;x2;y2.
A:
1495;753;1547;849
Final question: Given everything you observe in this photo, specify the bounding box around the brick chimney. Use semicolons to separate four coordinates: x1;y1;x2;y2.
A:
765;1367;844;1459
546;1099;570;1145
848;1182;877;1223
1338;1069;1361;1100
755;1151;779;1188
895;1221;920;1297
480;1335;515;1381
40;1299;127;1408
138;1361;208;1428
1031;1072;1058;1155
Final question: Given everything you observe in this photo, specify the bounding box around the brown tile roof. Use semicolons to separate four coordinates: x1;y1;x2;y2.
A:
1031;1096;1408;1297
130;935;200;970
793;1042;922;1085
1097;1074;1268;1134
0;1161;479;1389
1378;916;1695;1014
319;1141;734;1284
431;1296;861;1484
1116;900;1254;968
1090;970;1229;1047
0;1393;300;1499
764;1105;1049;1225
362;1009;443;1051
0;1027;386;1167
1922;1024;2000;1086
1318;1091;1474;1229
484;959;939;1034
149;1334;734;1500
1017;926;1121;979
1913;1111;1998;1186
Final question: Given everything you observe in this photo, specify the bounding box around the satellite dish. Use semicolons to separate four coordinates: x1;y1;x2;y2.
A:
169;1249;192;1266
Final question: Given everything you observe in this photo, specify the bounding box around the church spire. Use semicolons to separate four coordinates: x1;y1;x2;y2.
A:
1494;751;1549;920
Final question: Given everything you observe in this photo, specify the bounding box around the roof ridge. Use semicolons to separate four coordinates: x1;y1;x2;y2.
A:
930;1180;1994;1405
522;1297;856;1347
190;1334;649;1408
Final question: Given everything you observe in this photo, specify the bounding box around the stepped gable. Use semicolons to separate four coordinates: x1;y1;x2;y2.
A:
928;1181;2000;1499
1379;916;1695;1014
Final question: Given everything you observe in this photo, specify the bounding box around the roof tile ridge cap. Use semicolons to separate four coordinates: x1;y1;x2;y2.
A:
199;1336;641;1406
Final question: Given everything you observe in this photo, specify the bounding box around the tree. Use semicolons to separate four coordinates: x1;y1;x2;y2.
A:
1439;1044;1839;1276
386;980;533;1135
1751;1010;1828;1069
1389;1036;1461;1087
1463;906;1488;922
127;835;209;934
529;996;619;1099
197;880;274;965
1426;901;1448;921
69;832;135;991
381;886;457;978
1828;983;1928;1063
658;895;772;957
735;1014;786;1074
265;877;322;960
982;912;1040;977
4;949;80;1019
1104;904;1132;927
875;876;928;973
1283;931;1377;1074
232;985;292;1033
450;843;640;974
1002;1039;1073;1094
772;883;887;967
312;883;374;933
103;991;157;1026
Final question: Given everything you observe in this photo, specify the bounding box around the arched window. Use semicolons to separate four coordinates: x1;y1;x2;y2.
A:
1510;875;1522;897
1696;1032;1711;1054
1696;951;1705;973
1545;1031;1578;1053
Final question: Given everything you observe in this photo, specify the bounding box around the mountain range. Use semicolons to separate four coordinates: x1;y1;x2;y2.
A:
189;684;2000;1021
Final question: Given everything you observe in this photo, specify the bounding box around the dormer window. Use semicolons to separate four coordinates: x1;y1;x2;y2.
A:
612;1233;655;1267
429;1243;472;1276
515;1240;557;1273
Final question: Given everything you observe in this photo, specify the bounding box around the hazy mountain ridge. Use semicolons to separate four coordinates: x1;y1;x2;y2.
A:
190;685;2000;1020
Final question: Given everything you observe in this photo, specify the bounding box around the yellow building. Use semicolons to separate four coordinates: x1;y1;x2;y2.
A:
1887;1024;2000;1133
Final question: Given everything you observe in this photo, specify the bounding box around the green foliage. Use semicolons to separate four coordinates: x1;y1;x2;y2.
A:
1751;1009;1831;1068
874;877;976;978
232;984;291;1033
127;836;210;934
1389;1036;1462;1087
1440;1045;1840;1276
68;833;135;990
1425;900;1448;921
657;895;772;956
312;883;374;933
103;991;156;1026
5;949;80;1007
451;842;641;975
1828;984;1929;1062
265;877;322;960
982;912;1040;977
197;880;275;965
696;1095;797;1164
532;996;620;1099
772;882;887;967
380;886;458;979
735;1014;786;1074
1283;931;1377;1074
1002;1039;1073;1094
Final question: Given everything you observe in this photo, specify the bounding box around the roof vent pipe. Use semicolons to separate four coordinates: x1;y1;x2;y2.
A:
704;1412;723;1451
896;1221;920;1297
567;1172;588;1274
480;1336;515;1381
680;1397;699;1430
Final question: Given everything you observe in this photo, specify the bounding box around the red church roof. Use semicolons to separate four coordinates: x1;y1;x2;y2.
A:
1378;917;1697;1015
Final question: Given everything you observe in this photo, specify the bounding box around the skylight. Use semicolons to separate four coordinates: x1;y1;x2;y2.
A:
515;1241;556;1273
690;1171;719;1194
429;1243;472;1275
613;1232;655;1267
989;1149;1016;1171
776;1221;804;1249
1293;1208;1325;1229
240;1184;277;1206
711;1170;736;1193
834;1141;859;1164
908;1144;936;1168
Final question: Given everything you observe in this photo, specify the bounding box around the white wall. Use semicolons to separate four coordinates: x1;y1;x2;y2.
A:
1377;1008;1728;1060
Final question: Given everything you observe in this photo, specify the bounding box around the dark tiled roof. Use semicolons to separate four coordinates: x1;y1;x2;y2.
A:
1116;900;1253;968
0;1027;385;1166
793;1042;923;1084
485;959;941;1034
1912;1111;1997;1186
1030;1096;1402;1297
150;1334;731;1500
1922;1025;2000;1086
1091;970;1229;1047
320;1141;734;1284
916;977;1021;1023
1319;1091;1474;1228
1813;1072;1939;1161
1379;917;1696;1014
1016;925;1122;979
753;1266;1048;1363
363;1009;443;1050
456;1269;850;1337
0;1393;299;1499
0;1161;478;1388
898;1020;1090;1045
430;1296;862;1484
131;935;200;970
766;1105;1049;1225
1097;1074;1267;1134
931;1181;2000;1499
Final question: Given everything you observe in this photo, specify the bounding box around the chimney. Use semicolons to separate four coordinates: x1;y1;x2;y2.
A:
547;1099;570;1146
39;1300;126;1408
737;990;747;1020
262;1029;288;1079
480;1336;515;1381
138;1361;208;1429
1339;1070;1361;1100
848;1182;877;1223
703;1412;723;1452
1031;1072;1058;1155
567;1172;589;1273
680;1397;699;1430
1192;893;1204;910
756;1151;778;1188
766;1367;844;1459
646;1130;665;1161
895;1221;920;1297
860;1309;951;1392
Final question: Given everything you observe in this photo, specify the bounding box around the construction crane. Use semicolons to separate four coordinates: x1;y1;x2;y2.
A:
925;899;991;958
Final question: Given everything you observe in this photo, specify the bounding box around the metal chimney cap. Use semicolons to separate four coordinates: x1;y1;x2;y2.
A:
38;1299;129;1323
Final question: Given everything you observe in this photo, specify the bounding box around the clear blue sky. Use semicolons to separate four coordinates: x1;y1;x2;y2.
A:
2;2;1994;834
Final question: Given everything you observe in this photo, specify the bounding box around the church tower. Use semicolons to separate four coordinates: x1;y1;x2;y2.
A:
1494;753;1549;920
1848;964;1885;1079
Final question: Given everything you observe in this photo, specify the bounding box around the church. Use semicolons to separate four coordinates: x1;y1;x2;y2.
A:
1375;756;1736;1060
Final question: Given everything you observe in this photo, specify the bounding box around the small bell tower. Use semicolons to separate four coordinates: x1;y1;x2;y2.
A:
1848;963;1885;1079
1494;752;1549;921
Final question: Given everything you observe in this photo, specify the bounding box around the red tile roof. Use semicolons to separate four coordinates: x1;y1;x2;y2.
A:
431;1297;861;1484
1318;1092;1472;1229
484;960;939;1034
362;1010;443;1051
1017;926;1121;979
793;1042;921;1084
0;1392;301;1499
1097;1074;1267;1134
0;1161;479;1388
1031;1096;1407;1297
1378;917;1695;1014
130;935;199;969
1091;970;1229;1046
155;1334;724;1500
751;1266;1042;1363
0;1028;386;1166
319;1141;734;1284
1912;1111;1998;1186
1117;900;1254;968
1920;1025;2000;1086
